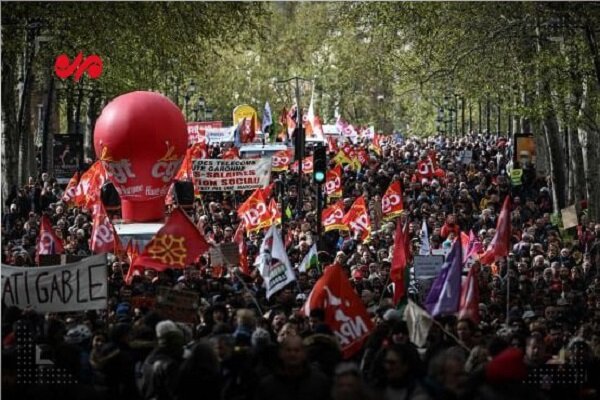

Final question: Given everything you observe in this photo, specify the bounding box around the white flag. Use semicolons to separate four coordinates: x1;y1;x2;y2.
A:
403;299;432;348
298;244;318;273
419;219;431;255
254;225;296;299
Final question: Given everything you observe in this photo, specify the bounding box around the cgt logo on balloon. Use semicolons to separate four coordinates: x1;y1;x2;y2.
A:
100;144;181;198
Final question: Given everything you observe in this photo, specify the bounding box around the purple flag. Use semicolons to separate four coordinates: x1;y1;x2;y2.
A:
425;237;463;317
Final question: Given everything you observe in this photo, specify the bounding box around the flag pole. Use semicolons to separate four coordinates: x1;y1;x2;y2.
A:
232;267;263;316
430;317;471;353
506;259;510;327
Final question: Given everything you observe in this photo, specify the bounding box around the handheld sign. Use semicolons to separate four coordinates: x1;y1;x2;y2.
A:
2;254;108;313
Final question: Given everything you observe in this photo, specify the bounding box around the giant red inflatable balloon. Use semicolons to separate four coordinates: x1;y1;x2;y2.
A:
93;91;187;222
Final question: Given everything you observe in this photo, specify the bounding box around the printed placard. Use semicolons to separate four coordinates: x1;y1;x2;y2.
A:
413;255;445;280
192;158;271;191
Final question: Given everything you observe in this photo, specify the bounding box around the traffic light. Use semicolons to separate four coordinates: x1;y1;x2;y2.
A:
313;144;327;184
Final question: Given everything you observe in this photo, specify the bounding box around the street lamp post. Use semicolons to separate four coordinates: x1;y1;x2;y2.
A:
276;76;313;213
184;80;196;121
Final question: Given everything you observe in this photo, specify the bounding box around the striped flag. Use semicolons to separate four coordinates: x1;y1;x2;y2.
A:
298;244;318;273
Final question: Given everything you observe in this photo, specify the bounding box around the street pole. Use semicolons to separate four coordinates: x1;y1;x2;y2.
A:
316;181;323;251
294;77;304;214
41;77;55;173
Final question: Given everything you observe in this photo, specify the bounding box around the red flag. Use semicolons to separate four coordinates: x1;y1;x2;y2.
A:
479;196;512;265
369;134;383;156
90;203;121;254
325;165;343;198
125;239;140;265
237;188;270;233
357;149;369;166
302;264;374;358
326;135;339;153
268;198;281;225
417;157;436;180
390;220;408;304
62;171;80;204
74;161;107;209
459;264;480;323
36;215;64;262
342;196;371;241
240;117;256;143
271;149;293;172
259;182;275;201
222;146;239;159
127;208;210;283
382;181;404;220
233;221;250;275
290;156;314;175
322;200;347;232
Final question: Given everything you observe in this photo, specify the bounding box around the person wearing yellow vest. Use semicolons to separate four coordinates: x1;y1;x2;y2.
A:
509;161;524;197
510;168;523;187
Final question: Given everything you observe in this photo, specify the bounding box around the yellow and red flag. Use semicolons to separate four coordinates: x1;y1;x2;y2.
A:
271;149;293;172
333;149;352;166
322;200;347;232
126;208;210;283
325;164;343;198
291;156;314;175
369;134;383;156
237;188;270;233
268;198;282;225
342;196;371;241
382;181;404;220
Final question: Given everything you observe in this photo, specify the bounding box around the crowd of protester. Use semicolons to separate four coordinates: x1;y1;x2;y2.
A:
2;132;600;400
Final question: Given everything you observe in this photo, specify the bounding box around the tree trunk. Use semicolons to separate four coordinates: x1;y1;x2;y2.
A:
541;94;567;213
17;27;37;185
84;93;100;161
577;77;600;221
567;126;585;211
66;83;76;134
1;40;20;211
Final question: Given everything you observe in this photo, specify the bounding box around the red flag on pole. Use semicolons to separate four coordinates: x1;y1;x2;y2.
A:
126;208;210;283
233;221;250;275
459;264;481;323
90;203;122;254
325;165;343;198
479;196;512;265
62;171;80;204
390;219;408;305
302;264;374;358
382;181;404;220
322;200;347;232
342;196;371;241
237;188;270;233
36;215;64;263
